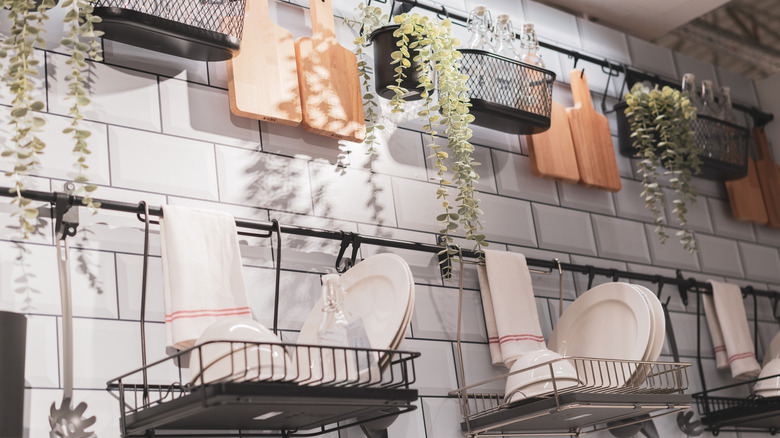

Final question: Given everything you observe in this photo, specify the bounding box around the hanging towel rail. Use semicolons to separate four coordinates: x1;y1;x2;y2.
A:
2;185;779;304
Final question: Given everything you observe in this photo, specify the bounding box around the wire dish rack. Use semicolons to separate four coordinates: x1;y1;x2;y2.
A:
106;341;419;437
90;0;246;61
459;49;555;135
693;373;780;435
450;356;691;436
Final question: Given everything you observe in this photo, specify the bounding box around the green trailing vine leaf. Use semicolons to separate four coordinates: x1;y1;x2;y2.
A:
624;83;700;252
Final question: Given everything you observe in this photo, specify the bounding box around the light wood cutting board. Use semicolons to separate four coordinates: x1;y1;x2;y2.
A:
725;158;768;224
753;126;780;228
526;100;581;184
295;0;366;142
227;0;301;126
566;70;622;192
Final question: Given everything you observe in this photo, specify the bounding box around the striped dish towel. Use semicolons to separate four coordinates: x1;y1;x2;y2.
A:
477;251;545;368
160;205;251;350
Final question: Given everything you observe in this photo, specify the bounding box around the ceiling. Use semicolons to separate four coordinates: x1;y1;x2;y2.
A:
538;0;780;80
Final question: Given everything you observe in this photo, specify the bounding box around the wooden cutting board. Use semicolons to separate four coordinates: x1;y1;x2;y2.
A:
725;158;768;224
753;126;780;228
295;0;366;142
565;70;622;192
227;0;301;126
526;100;581;184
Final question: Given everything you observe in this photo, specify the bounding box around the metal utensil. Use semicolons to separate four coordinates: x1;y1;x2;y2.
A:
49;210;96;437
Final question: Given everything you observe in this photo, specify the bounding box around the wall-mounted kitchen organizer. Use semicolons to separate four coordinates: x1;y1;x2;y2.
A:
90;0;247;61
613;67;751;181
4;185;780;436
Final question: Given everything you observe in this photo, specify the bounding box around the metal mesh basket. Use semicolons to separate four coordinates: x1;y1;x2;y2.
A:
693;373;780;434
459;49;555;135
91;0;246;61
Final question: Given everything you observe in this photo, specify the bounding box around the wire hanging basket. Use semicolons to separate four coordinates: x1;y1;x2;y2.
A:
90;0;247;61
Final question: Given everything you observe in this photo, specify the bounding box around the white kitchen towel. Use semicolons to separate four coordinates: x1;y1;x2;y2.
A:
706;279;760;381
160;205;251;350
477;251;545;368
702;294;728;369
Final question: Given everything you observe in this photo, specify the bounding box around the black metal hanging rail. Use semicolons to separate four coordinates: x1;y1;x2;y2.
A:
3;185;779;308
385;0;774;127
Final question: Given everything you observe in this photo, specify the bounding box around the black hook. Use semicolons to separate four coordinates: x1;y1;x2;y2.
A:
335;232;361;273
655;276;665;299
54;182;78;240
600;61;619;114
610;269;619;282
676;269;692;306
586;265;596;290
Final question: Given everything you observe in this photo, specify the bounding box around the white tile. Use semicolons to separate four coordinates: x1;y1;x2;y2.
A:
357;225;442;286
614;178;662;223
492;150;560;205
426;140;497;194
159;78;261;149
674;52;719;88
47;52;161;131
261;121;344;163
207;61;230;89
570;254;628;295
454;342;506;393
309;161;397;226
523;1;581;49
663;189;713;233
411;284;486;342
644;224;701;271
558;182;616;215
0;49;45;108
271;212;358;273
758;322;780;361
421;397;464;438
403;339;458;396
716;67;758;107
468;124;523;154
109;126;219;200
68;246;119;319
696;234;744;278
25;315;60;387
507;246;577;300
708;197;757;241
668;311;712;359
346;127;427;181
626;36;678;80
216;146;313;214
116;253;166;322
392;177;449;235
739;242;780;284
479;193;537;247
577;19;631;64
592;215;652;264
102;40;210;85
700;357;751;399
755;224;780;247
691;176;727;199
533;204;597;256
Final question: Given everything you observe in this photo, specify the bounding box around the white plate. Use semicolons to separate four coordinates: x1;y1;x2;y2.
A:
549;282;653;387
296;253;414;384
763;331;780;368
626;285;666;386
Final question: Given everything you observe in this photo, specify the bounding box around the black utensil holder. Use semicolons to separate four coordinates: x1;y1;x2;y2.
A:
91;0;246;61
0;311;26;437
615;101;749;181
369;27;555;134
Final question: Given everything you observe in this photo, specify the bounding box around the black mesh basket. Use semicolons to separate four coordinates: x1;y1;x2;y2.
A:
91;0;246;61
615;101;749;181
459;49;555;135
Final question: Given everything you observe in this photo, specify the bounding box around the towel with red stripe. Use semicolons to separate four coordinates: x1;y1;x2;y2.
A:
703;279;760;381
160;205;251;350
477;251;545;368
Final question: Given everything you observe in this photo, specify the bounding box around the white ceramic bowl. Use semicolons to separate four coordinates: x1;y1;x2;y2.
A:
754;358;780;393
505;377;580;404
756;388;780;398
189;317;293;385
504;349;580;403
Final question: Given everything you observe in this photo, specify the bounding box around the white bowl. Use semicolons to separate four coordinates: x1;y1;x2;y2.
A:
756;388;780;398
504;349;579;403
505;377;580;403
190;317;293;385
754;358;780;393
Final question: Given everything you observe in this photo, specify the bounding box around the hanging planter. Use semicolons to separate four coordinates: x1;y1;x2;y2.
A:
615;101;749;181
91;0;247;61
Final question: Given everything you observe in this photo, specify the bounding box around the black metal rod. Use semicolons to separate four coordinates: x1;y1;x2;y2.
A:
3;185;779;300
389;0;774;127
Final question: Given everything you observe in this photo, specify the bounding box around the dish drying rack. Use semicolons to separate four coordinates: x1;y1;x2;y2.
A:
448;254;691;437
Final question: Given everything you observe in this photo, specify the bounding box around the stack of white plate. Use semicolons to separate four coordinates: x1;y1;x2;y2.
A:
295;253;415;385
548;282;665;388
755;357;780;397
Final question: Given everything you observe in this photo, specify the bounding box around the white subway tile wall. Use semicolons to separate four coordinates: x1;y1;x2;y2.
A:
1;1;779;437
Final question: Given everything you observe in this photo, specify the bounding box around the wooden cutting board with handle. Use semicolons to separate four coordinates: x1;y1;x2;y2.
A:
526;100;581;184
725;158;768;224
295;0;366;142
753;126;780;228
565;70;622;192
227;0;301;126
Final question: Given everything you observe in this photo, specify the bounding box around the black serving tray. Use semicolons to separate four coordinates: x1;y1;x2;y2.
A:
462;392;691;434
120;382;417;436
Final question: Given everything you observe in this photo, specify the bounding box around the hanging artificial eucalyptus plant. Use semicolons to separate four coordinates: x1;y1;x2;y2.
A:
352;4;487;275
0;0;102;237
624;83;701;252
